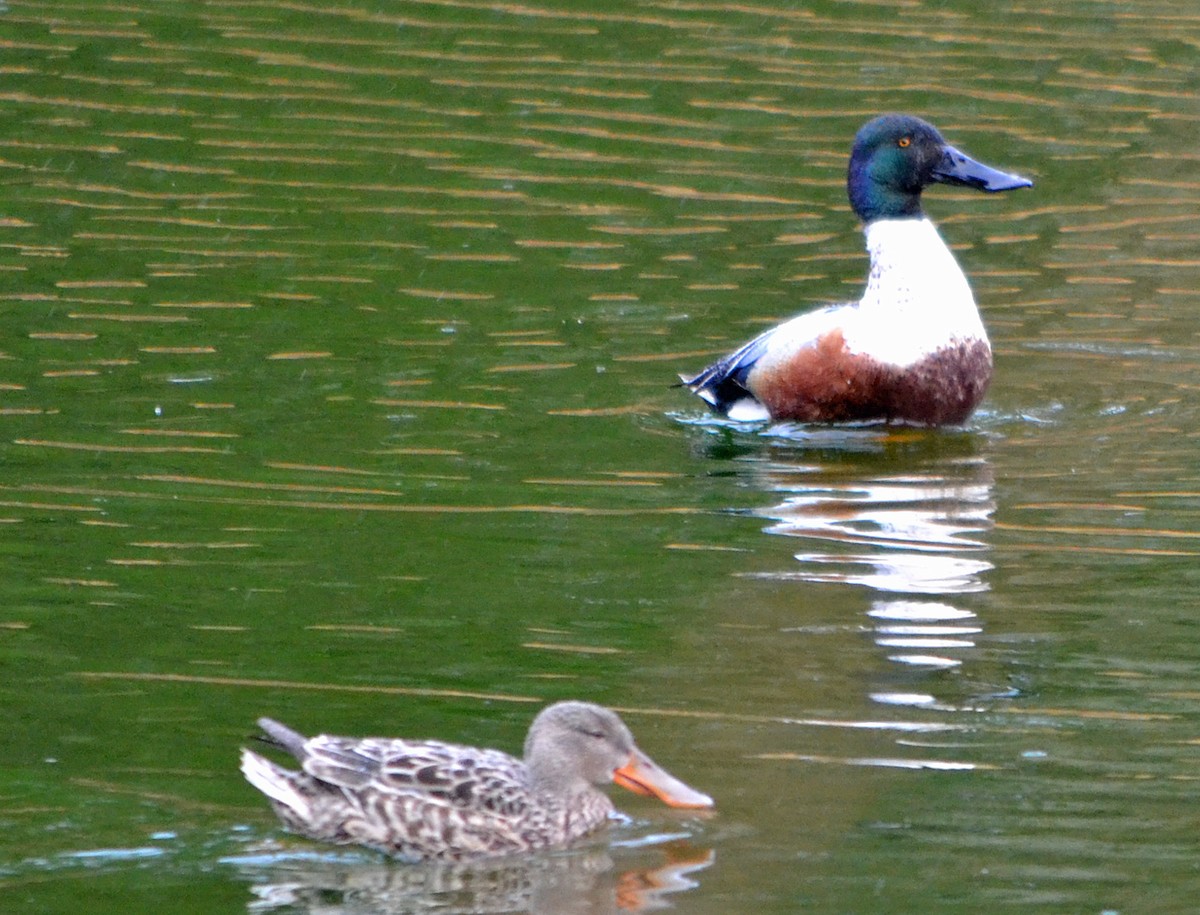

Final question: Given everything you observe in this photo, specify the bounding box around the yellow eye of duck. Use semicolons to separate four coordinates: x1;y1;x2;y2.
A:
898;136;911;148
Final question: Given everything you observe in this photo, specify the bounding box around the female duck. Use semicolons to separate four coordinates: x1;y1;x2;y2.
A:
680;114;1032;426
240;701;713;861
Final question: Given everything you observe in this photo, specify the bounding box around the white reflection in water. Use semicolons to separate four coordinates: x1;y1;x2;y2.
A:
758;753;981;772
784;552;991;594
869;599;985;672
869;692;937;707
750;459;995;679
754;471;994;595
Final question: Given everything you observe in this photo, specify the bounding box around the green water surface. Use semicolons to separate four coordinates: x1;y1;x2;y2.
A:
2;1;1199;912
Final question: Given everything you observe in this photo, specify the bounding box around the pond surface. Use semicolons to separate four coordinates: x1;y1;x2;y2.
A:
2;0;1199;912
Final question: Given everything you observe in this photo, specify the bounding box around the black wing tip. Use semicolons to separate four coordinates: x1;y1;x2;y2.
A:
683;379;745;416
676;372;720;410
678;324;777;411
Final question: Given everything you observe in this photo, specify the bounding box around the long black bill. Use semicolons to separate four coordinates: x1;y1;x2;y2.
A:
932;144;1033;193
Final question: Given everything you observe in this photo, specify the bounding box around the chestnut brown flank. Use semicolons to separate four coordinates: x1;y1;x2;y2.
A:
752;330;992;425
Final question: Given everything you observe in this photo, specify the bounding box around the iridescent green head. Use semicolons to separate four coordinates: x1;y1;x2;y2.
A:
847;114;1032;223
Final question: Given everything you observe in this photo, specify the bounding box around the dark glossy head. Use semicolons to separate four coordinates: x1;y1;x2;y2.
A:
847;114;1032;223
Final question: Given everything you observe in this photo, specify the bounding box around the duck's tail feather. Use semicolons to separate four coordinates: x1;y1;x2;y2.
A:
240;748;312;821
254;717;309;760
677;368;753;414
677;325;776;415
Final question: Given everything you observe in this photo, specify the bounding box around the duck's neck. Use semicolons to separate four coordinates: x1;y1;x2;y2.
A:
846;217;988;365
527;755;596;803
527;762;614;830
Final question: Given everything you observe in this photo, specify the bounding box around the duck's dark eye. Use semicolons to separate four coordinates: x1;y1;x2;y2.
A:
582;729;605;740
898;136;911;148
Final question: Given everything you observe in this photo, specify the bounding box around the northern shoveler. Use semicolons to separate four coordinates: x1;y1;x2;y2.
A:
679;114;1032;426
240;701;713;862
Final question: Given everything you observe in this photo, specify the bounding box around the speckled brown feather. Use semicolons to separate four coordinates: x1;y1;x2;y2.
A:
240;702;711;862
244;734;612;861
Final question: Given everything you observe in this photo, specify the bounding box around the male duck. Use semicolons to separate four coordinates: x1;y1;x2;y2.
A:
240;701;713;862
680;114;1032;426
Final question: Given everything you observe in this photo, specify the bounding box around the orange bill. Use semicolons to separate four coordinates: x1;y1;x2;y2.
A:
613;748;714;809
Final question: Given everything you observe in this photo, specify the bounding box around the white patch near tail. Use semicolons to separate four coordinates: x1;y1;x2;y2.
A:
240;748;312;820
725;398;771;423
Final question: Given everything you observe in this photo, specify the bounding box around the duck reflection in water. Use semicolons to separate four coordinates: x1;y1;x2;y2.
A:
229;840;715;914
742;434;994;679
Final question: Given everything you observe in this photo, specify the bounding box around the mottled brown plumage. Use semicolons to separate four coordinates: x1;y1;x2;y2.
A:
240;702;713;862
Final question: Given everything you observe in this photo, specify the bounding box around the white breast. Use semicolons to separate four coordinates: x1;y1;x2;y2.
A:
842;218;988;368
